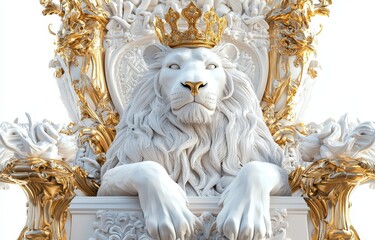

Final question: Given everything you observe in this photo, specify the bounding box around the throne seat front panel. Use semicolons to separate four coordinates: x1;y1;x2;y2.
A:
67;196;309;240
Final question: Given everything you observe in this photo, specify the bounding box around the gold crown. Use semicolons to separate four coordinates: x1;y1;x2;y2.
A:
154;2;227;48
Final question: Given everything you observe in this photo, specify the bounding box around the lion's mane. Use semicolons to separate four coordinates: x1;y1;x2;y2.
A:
101;45;284;196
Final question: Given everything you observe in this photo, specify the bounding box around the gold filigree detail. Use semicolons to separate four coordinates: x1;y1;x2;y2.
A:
154;2;227;48
54;67;64;78
39;0;62;16
1;158;75;240
262;0;332;145
290;157;375;240
308;65;319;78
73;166;99;196
42;0;110;66
40;0;119;172
267;0;331;62
288;165;305;193
62;123;109;195
272;123;306;146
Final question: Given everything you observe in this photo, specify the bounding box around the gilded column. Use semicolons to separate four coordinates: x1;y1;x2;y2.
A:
1;158;75;240
40;0;118;195
290;157;375;240
262;0;331;148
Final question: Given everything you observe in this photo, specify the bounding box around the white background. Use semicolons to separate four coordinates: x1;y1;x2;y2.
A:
0;1;375;239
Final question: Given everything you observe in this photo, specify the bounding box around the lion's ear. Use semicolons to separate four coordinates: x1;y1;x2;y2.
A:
143;44;165;66
216;43;239;62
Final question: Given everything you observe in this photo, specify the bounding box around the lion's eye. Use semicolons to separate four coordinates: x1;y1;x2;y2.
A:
169;64;180;69
206;64;217;70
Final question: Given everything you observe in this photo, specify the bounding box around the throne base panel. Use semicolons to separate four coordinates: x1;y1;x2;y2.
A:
67;196;309;240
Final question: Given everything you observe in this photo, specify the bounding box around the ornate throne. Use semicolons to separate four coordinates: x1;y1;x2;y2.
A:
1;0;375;239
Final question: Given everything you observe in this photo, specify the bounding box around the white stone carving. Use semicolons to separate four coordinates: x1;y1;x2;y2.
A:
298;115;375;163
90;211;149;240
294;59;321;122
0;123;13;190
0;113;77;165
75;141;103;180
117;47;148;106
99;44;291;239
106;0;272;37
50;53;110;180
104;0;270;116
0;123;14;164
90;209;289;240
68;196;309;239
0;123;13;189
270;209;289;240
49;56;81;123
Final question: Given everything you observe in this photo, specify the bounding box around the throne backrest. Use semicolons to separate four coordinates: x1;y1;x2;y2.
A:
104;2;270;116
30;0;328;188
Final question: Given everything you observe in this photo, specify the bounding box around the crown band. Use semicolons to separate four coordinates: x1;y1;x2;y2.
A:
154;2;227;48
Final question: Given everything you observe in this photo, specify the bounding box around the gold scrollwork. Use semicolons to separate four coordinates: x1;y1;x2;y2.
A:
39;0;119;182
290;157;375;240
73;166;100;196
1;158;76;240
262;0;332;145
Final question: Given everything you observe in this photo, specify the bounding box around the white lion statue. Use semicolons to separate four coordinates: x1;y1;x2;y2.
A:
98;43;291;240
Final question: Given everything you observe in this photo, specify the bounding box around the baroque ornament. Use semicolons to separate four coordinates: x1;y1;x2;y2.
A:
90;209;289;240
262;0;332;170
291;115;375;239
99;28;292;238
0;114;77;163
1;1;374;240
292;157;375;240
0;115;78;240
0;158;75;240
41;0;119;191
298;115;375;162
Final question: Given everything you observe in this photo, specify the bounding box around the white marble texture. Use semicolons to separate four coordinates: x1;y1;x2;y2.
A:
68;196;309;240
0;113;77;165
298;115;375;163
99;44;291;239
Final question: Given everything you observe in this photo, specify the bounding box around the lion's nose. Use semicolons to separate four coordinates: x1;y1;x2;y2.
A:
181;81;207;96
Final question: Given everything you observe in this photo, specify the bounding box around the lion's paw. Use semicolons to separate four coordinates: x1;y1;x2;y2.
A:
136;163;198;239
145;204;197;240
216;201;272;240
216;163;274;240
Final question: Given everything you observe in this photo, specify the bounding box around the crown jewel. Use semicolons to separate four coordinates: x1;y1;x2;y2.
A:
154;2;227;48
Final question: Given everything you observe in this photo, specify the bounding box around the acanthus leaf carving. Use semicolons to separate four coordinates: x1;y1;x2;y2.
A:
91;209;289;240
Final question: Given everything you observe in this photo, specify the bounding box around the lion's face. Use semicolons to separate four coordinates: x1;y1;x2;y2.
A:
158;48;227;124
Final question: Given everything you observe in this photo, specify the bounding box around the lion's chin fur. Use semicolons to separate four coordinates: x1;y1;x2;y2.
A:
173;103;214;125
